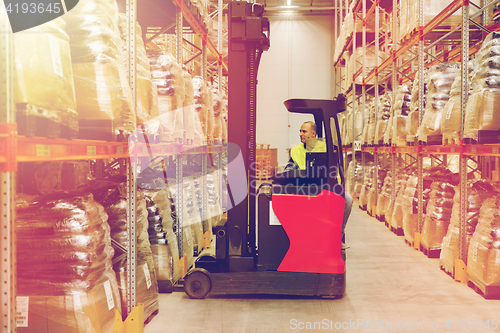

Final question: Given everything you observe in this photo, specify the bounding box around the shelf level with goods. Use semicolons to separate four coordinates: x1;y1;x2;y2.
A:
335;0;500;299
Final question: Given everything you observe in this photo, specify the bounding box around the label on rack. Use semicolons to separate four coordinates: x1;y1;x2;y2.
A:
472;241;478;263
161;147;166;154
143;146;148;155
103;280;115;310
354;141;362;151
16;296;29;327
87;146;96;156
36;145;50;157
143;263;152;289
269;202;281;226
117;146;124;155
472;147;477;154
48;34;63;78
494;147;499;155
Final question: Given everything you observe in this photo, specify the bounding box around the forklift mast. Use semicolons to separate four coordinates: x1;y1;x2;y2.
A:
227;2;269;269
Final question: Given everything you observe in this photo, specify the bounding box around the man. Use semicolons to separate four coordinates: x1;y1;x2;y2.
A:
285;121;352;248
285;121;326;171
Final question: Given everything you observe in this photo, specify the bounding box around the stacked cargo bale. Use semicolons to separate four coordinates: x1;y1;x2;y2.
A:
376;170;393;222
346;160;363;197
193;76;210;144
148;53;185;143
212;87;224;142
362;99;375;145
117;15;159;127
374;91;393;144
400;165;433;245
421;171;458;257
441;60;475;145
389;168;412;233
16;193;121;333
467;194;500;296
367;167;388;216
183;70;197;145
406;69;427;143
388;83;412;146
417;63;460;143
14;19;78;139
464;32;500;143
345;106;363;145
85;181;159;321
440;180;498;276
358;163;374;210
63;0;136;140
221;90;228;142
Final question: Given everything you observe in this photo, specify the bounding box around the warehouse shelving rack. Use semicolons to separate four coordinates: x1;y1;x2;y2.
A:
337;0;500;286
0;0;228;329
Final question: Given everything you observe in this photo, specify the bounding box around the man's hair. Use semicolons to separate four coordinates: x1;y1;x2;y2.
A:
303;121;317;133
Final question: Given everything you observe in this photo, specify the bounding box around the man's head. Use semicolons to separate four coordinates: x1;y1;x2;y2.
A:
300;121;317;143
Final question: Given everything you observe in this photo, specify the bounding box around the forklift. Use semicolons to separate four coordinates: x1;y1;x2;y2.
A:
183;1;347;299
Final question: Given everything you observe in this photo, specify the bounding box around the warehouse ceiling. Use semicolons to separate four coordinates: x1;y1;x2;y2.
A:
260;0;337;16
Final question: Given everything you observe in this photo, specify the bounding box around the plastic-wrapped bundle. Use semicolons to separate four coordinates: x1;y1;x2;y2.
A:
15;19;78;138
206;85;215;142
192;76;210;143
388;83;412;146
63;0;136;138
421;181;456;251
358;163;374;208
117;15;159;126
389;170;411;231
464;32;500;142
16;193;121;332
84;181;159;321
353;45;384;85
441;61;475;145
153;53;185;143
367;168;387;215
221;90;228;142
375;91;393;143
440;180;499;276
406;69;427;142
345;106;363;145
417;63;460;142
212;88;224;142
362;100;375;144
467;194;500;289
183;71;197;144
376;170;393;219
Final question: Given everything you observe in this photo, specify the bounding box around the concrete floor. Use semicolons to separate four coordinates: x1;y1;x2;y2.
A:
144;204;500;333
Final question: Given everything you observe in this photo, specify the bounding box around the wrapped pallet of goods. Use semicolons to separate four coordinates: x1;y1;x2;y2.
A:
388;169;411;233
421;177;457;258
212;87;223;142
406;69;427;143
464;32;500;143
193;76;210;144
387;83;412;146
63;0;136;141
440;180;498;277
85;181;159;321
14;19;78;139
367;167;388;216
400;165;433;245
183;71;198;145
467;194;500;297
118;15;159;128
148;53;185;143
358;163;374;210
362;99;375;145
16;193;121;333
376;170;393;222
346;159;364;198
417;63;460;144
375;91;392;144
441;60;475;145
221;90;228;142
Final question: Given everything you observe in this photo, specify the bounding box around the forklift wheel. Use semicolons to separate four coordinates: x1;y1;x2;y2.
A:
184;269;212;299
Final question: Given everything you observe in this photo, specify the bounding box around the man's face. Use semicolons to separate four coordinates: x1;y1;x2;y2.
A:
300;123;316;143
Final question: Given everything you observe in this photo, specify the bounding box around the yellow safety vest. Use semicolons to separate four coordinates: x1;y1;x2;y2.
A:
290;139;327;170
